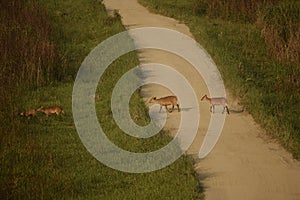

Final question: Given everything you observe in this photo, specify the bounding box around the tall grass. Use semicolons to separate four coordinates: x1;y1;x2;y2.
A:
0;0;61;143
139;0;300;158
260;1;300;64
0;0;59;88
193;0;300;65
193;0;279;22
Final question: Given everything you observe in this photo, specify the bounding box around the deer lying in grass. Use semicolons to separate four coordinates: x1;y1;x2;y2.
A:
20;108;37;118
150;96;180;113
37;106;64;118
201;94;229;114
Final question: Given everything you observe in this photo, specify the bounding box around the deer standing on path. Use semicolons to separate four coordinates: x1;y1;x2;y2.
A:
201;94;229;114
150;96;180;113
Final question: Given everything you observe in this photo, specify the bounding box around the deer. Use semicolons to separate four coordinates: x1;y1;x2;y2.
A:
149;96;180;113
20;108;37;118
201;94;229;114
37;106;64;118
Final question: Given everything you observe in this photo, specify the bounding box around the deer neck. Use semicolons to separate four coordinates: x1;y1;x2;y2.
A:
205;96;211;101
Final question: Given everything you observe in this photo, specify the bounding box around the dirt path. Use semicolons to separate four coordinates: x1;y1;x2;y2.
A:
103;0;300;199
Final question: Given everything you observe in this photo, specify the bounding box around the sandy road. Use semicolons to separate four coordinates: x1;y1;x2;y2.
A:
103;0;300;199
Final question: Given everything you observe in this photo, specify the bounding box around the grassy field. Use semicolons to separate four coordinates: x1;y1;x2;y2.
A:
0;0;203;199
138;0;300;158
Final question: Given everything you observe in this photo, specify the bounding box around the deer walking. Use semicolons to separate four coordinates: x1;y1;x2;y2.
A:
150;96;180;113
37;106;64;118
20;108;37;118
201;94;229;114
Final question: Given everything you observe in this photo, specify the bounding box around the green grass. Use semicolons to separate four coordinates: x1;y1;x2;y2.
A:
138;0;300;158
0;0;203;199
2;82;202;199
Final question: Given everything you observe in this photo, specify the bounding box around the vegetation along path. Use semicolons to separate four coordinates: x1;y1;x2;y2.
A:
103;0;300;199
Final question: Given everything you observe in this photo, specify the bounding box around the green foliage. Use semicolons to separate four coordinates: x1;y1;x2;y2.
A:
38;0;124;82
1;0;202;199
193;0;208;16
1;82;201;199
135;0;194;18
191;0;300;64
139;0;300;158
193;0;280;22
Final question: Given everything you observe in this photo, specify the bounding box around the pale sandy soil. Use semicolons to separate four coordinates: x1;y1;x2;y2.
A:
103;0;300;199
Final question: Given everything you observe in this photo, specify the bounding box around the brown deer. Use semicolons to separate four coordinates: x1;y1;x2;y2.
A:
37;106;64;118
150;96;180;113
201;94;229;114
20;108;37;118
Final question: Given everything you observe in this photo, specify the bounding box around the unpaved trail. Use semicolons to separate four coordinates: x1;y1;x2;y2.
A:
103;0;300;199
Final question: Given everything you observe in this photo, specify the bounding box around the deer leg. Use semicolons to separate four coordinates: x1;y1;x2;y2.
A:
166;105;172;113
222;106;230;114
211;105;215;113
177;104;180;112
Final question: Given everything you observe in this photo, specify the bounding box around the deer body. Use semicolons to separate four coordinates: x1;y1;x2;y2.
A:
150;96;180;113
201;94;229;114
20;109;36;118
37;106;64;118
